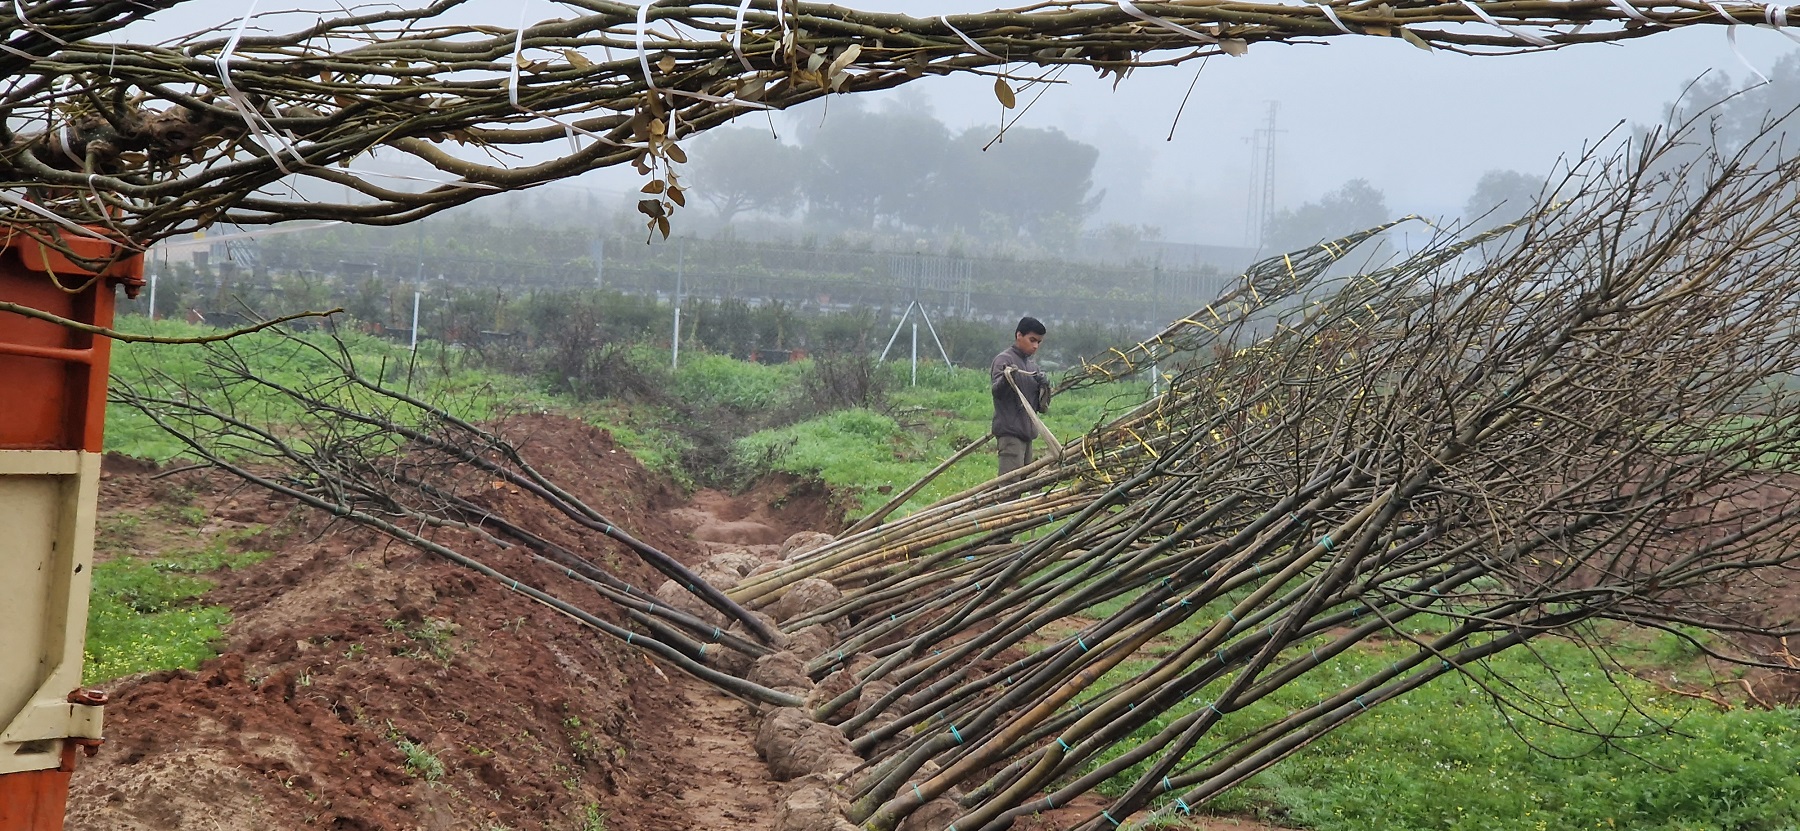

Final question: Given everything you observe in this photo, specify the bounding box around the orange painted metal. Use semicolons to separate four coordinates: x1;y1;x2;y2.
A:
0;767;74;831
1;227;143;831
0;229;144;451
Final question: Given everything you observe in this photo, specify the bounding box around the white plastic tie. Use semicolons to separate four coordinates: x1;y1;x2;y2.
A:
1709;1;1749;23
0;191;123;242
1708;1;1771;82
939;14;1003;58
217;0;308;174
1459;0;1555;46
634;1;769;111
635;1;660;94
1117;0;1219;43
346;168;502;190
13;0;68;45
1763;3;1800;43
510;16;526;108
1608;0;1661;26
733;0;756;71
1315;2;1354;34
57;124;83;167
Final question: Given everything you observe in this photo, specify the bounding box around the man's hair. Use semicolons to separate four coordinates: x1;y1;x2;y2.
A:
1016;316;1046;336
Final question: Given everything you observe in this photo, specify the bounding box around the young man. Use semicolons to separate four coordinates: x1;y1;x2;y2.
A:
990;316;1049;476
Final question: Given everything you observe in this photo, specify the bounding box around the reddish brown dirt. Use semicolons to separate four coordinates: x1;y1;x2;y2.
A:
76;411;1800;831
66;416;834;831
60;414;1295;831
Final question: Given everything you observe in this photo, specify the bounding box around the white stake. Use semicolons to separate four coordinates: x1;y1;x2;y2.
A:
411;290;421;352
672;242;684;369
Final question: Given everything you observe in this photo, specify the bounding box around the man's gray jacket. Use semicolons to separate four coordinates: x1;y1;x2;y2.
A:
990;345;1047;440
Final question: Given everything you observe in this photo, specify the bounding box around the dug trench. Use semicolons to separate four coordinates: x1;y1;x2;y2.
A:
65;414;855;831
64;413;1302;831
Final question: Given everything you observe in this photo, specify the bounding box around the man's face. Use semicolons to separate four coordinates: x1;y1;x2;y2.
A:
1014;331;1043;356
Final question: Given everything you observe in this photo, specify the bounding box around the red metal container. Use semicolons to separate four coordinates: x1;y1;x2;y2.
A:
0;228;145;450
0;226;143;831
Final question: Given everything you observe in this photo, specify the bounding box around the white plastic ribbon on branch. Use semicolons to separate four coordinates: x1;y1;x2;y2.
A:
633;0;770;114
1706;1;1771;82
217;0;310;175
0;42;41;62
1117;0;1219;43
0;191;127;244
1315;3;1354;35
12;0;68;44
939;14;1003;59
1763;3;1800;43
732;0;756;71
1608;0;1661;26
1459;0;1555;46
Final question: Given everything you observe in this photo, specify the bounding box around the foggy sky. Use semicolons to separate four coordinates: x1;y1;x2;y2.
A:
624;3;1800;246
125;1;1800;247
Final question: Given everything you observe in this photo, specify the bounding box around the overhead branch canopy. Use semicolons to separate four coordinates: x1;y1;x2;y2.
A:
0;0;1788;252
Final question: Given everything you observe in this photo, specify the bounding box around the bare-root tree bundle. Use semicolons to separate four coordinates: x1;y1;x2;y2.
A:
116;118;1800;828
111;334;809;705
2;0;1795;256
726;125;1800;830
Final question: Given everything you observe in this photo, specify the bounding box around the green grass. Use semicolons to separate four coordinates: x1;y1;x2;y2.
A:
671;351;799;413
735;363;1140;514
105;318;561;461
104;318;720;486
84;526;272;683
397;739;447;782
1082;638;1800;831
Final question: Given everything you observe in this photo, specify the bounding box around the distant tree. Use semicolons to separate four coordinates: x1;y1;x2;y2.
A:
1462;169;1543;226
1654;53;1800;157
802;101;951;231
689;127;805;224
927;127;1104;236
1263;179;1390;251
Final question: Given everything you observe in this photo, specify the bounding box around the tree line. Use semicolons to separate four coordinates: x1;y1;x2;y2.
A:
689;100;1101;237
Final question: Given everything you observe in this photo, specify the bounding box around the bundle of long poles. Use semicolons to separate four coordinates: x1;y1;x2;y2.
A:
736;123;1800;831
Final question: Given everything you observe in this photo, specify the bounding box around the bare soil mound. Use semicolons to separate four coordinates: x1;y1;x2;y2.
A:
67;415;837;831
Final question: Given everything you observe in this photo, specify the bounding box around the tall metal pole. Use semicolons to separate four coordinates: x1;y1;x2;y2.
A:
410;290;421;352
1243;101;1285;248
910;321;918;386
672;241;684;370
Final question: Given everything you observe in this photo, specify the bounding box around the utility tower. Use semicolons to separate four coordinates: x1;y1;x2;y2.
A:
1243;101;1285;248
